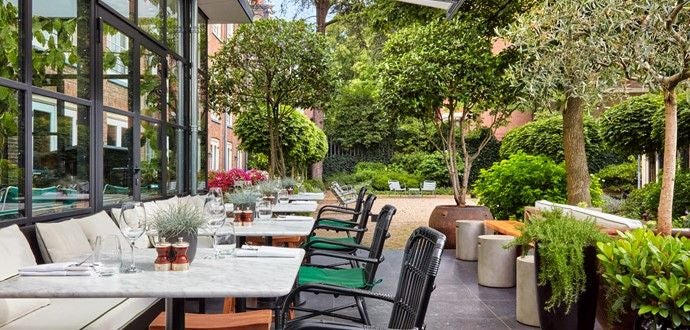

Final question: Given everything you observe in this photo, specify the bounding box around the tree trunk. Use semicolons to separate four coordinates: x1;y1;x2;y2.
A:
562;96;592;205
657;88;677;235
460;154;473;206
308;0;330;180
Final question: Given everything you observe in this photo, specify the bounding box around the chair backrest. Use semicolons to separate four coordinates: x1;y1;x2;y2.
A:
388;181;402;190
347;187;368;221
422;181;436;190
388;227;446;330
363;204;396;288
354;194;376;243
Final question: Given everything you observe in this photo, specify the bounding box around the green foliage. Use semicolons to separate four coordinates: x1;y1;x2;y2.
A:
247;153;268;170
390;151;427;174
354;162;387;172
464;128;502;185
597;229;690;328
323;142;393;177
392;119;437;154
509;211;609;313
415;152;450;185
601;94;663;156
621;172;690;221
474;153;603;219
152;203;206;238
225;190;261;207
302;179;325;193
501;116;625;173
596;158;638;196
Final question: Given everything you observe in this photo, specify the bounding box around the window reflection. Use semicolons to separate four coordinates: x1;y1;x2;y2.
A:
0;0;21;81
140;46;162;119
31;0;91;99
101;0;133;21
138;0;163;41
167;57;183;124
0;86;24;220
103;112;133;205
166;127;182;195
140;121;161;199
103;23;133;112
167;0;183;55
32;95;89;216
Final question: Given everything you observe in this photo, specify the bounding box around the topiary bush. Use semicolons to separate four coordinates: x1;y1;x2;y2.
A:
474;153;603;219
621;171;690;221
600;94;662;156
596;157;638;197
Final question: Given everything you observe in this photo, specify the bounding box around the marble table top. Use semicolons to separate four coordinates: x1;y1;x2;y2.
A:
272;202;318;213
0;248;304;299
288;192;325;201
200;219;315;237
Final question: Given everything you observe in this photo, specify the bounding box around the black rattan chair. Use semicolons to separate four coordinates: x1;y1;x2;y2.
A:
316;187;368;233
278;227;446;330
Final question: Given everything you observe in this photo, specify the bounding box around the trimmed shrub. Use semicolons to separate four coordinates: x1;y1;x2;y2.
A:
621;171;690;221
596;158;638;196
601;94;662;156
474;153;603;219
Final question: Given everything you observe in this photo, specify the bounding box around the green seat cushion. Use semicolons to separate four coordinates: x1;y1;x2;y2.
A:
306;236;356;250
317;219;357;229
298;266;368;289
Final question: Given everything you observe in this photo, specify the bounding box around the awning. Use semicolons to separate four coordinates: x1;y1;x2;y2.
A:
199;0;254;24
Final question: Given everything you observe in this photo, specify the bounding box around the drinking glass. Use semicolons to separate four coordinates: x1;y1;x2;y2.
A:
215;223;236;257
204;199;226;259
94;235;121;276
277;189;289;204
208;187;224;203
119;201;147;273
257;201;272;220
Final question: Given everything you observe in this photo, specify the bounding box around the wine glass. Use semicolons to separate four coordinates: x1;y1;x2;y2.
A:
119;201;147;273
204;199;226;259
208;187;223;203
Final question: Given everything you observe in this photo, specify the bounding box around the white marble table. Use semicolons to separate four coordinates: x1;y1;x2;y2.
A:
0;248;305;330
288;192;325;201
271;202;318;213
202;218;316;248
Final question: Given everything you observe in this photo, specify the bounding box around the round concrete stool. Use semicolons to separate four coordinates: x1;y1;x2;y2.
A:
516;255;540;327
477;235;517;288
455;220;484;261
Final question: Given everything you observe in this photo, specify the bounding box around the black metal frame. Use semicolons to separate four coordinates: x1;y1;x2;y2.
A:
279;227;447;330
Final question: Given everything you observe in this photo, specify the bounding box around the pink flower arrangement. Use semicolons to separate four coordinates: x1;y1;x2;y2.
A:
208;169;251;192
247;169;269;185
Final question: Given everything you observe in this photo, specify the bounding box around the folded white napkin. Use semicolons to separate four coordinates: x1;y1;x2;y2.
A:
19;262;93;276
278;215;313;221
235;246;300;258
291;201;317;205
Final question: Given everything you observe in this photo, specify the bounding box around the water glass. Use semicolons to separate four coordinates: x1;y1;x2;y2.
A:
257;201;272;220
277;189;289;204
216;224;236;257
94;235;121;276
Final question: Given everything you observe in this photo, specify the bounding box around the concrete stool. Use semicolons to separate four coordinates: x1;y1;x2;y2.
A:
516;255;540;327
455;220;484;261
477;235;517;288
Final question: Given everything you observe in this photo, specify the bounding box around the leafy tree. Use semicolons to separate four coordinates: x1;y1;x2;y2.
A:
379;17;520;206
234;105;327;175
600;94;664;156
209;19;333;177
500;0;622;207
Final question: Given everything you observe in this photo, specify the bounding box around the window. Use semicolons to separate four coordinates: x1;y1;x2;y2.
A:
226;113;233;127
211;24;221;39
0;0;20;81
210;139;219;171
236;150;245;169
225;143;232;170
210;110;221;123
0;86;24;220
226;24;234;38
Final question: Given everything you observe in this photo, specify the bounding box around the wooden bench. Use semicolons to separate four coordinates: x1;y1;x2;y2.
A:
484;220;524;237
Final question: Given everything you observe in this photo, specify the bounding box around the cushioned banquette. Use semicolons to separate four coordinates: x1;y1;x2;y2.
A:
0;195;206;330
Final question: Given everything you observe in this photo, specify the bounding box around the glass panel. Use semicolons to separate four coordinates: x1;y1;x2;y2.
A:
31;94;89;216
0;86;24;220
103;111;133;205
140;120;161;199
167;57;182;124
32;0;91;99
103;23;133;112
197;14;207;73
166;0;182;55
138;0;162;41
166;126;182;195
196;72;207;193
0;0;21;81
140;46;162;119
101;0;133;21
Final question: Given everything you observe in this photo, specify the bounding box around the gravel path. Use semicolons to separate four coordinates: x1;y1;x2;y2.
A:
316;193;476;249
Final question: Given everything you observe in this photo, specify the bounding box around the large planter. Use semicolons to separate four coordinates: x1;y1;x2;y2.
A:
428;205;492;249
534;244;599;330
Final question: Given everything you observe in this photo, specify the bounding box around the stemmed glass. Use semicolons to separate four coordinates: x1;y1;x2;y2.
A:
204;199;227;259
119;201;147;273
208;187;223;203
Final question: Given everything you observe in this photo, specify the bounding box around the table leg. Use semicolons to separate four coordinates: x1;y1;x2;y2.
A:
165;298;185;330
265;236;273;246
236;236;246;248
235;297;247;312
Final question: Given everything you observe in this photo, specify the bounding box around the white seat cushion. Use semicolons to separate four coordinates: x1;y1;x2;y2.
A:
74;211;129;249
0;225;51;327
83;298;159;330
35;221;93;263
180;195;205;212
0;298;124;330
155;196;179;211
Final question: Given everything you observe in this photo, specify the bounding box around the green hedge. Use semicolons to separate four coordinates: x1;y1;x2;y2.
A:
595;158;638;196
621;171;690;221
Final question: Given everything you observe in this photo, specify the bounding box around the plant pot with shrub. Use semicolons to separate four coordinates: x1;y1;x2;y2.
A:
509;210;609;330
597;229;690;330
227;190;261;224
152;204;206;262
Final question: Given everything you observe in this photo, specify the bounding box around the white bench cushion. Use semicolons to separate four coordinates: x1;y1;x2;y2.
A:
83;298;159;330
535;200;643;230
74;211;128;250
35;221;92;263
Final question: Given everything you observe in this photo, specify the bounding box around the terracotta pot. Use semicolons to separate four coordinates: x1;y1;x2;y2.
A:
534;245;598;330
428;205;492;249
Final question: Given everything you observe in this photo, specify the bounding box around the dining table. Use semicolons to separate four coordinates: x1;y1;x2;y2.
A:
287;192;325;201
271;201;318;213
0;248;305;330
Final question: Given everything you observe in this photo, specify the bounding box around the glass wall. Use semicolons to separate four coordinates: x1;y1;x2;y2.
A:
196;13;208;193
0;86;24;220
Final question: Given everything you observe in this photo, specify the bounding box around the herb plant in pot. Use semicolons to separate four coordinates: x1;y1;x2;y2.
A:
597;229;690;330
509;210;609;330
280;178;298;194
152;204;205;262
227;190;261;224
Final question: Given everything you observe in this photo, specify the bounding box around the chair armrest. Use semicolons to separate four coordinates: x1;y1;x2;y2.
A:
314;224;366;233
302;237;370;251
306;250;383;264
317;207;359;219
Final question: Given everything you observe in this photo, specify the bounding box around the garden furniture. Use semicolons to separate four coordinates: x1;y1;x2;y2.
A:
271;202;318;214
387;180;406;194
314;187;367;231
483;220;524;237
282;205;396;326
477;235;517;288
330;182;357;207
288;192;325;201
455;220;484;261
277;226;446;330
420;180;437;196
516;255;540;327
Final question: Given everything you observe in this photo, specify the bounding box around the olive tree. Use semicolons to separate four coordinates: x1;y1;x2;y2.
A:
209;19;333;177
379;17;519;206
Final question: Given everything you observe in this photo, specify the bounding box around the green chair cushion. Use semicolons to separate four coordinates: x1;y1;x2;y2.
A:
306;236;356;251
298;266;368;289
317;219;357;229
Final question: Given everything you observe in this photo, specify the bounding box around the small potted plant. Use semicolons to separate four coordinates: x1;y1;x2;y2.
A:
280;178;297;194
227;190;261;224
257;180;280;203
597;229;690;330
509;210;609;329
151;204;205;262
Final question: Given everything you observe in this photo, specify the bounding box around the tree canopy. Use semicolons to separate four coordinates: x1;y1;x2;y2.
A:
209;19;333;176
